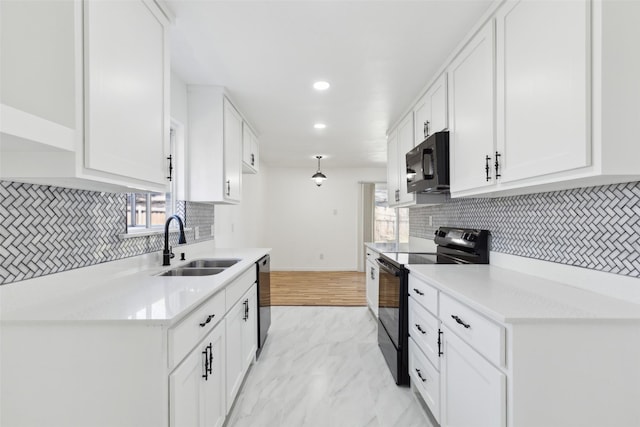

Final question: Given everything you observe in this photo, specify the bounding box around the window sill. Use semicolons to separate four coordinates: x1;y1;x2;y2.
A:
118;227;193;240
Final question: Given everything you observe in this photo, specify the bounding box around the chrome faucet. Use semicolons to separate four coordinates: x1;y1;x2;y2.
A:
163;215;187;266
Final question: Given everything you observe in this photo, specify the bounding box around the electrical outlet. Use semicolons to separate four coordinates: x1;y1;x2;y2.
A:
194;226;200;240
319;253;324;260
428;215;433;226
211;225;215;236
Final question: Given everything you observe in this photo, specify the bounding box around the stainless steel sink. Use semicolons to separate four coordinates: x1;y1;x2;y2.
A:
158;267;226;277
185;258;240;268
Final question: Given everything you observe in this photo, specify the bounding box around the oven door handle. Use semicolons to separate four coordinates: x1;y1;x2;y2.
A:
376;258;401;277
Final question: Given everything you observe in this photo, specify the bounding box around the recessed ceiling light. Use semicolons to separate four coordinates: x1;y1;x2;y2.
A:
313;81;330;91
314;123;326;129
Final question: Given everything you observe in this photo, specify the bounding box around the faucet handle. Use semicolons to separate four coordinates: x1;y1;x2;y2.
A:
169;246;175;259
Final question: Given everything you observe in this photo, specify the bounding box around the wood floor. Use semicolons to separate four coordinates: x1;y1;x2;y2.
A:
270;271;366;306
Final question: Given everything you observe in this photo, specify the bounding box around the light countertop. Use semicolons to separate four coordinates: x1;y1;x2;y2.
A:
0;243;270;325
407;264;640;323
365;240;436;254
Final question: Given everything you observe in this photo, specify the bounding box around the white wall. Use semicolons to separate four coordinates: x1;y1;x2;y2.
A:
214;163;269;248
264;167;386;271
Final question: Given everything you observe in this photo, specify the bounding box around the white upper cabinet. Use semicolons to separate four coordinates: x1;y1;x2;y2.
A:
387;112;417;208
448;21;496;194
187;86;243;204
495;0;589;184
396;113;415;205
242;123;259;174
84;0;167;185
386;129;400;206
414;74;448;146
0;0;170;193
223;99;243;203
447;0;640;197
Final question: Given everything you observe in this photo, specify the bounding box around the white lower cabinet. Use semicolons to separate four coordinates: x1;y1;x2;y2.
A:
440;328;506;427
0;264;260;427
170;321;226;427
365;254;380;317
409;338;441;423
226;284;258;412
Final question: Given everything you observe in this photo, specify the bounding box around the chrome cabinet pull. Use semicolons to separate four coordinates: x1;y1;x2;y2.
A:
413;288;425;296
415;324;427;334
415;368;427;382
226;180;231;196
494;151;501;179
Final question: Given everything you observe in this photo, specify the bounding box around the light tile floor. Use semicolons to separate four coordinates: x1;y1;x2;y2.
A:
226;306;435;427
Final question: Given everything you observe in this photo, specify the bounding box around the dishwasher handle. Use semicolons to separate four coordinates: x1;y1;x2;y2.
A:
376;258;401;277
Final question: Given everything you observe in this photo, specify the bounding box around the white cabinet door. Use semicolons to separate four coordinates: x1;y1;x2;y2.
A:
225;284;257;413
414;74;448;146
448;21;496;193
202;323;226;427
242;123;259;174
429;74;448;135
241;285;258;369
386;129;399;206
225;297;244;413
170;321;226;427
396;112;415;205
223;98;242;203
496;0;590;183
414;74;448;145
414;93;431;145
441;327;506;427
84;0;167;186
365;259;379;317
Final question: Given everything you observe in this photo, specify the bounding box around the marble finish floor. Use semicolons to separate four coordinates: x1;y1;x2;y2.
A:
226;306;434;427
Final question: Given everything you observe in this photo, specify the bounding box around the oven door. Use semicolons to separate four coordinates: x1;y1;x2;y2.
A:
376;258;402;347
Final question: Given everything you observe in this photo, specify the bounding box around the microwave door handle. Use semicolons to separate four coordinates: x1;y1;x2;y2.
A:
422;148;435;180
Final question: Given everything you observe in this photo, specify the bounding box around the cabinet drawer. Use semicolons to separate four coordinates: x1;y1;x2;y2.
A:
440;293;505;367
409;337;441;423
408;275;438;316
409;297;440;369
169;290;225;369
226;266;256;309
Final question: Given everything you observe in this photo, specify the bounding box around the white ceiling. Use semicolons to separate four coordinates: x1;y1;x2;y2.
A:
167;0;493;169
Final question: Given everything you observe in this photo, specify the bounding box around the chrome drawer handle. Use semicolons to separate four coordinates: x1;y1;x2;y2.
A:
415;368;427;382
451;314;471;329
413;288;425;296
199;314;215;327
415;324;427;334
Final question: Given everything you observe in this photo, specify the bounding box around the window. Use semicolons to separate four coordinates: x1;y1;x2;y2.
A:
126;128;177;232
373;184;409;243
126;192;172;229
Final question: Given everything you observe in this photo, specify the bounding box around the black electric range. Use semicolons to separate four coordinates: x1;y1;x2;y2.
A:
376;227;490;386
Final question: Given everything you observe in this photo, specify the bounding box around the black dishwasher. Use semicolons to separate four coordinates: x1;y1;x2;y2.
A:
256;255;271;358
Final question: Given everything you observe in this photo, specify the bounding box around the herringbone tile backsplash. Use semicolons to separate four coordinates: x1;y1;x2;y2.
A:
0;181;215;285
410;181;640;277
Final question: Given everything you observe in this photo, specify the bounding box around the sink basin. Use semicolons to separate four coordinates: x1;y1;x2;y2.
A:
185;258;240;268
158;267;226;277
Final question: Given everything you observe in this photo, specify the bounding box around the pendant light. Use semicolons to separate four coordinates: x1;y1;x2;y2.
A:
311;155;327;187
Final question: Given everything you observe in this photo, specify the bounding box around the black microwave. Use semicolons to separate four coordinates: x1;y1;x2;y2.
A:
405;131;450;193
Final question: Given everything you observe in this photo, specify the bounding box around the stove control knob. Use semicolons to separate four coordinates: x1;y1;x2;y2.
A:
438;231;447;238
434;230;439;236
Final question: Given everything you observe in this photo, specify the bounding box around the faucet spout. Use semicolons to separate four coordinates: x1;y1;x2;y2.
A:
163;215;187;266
